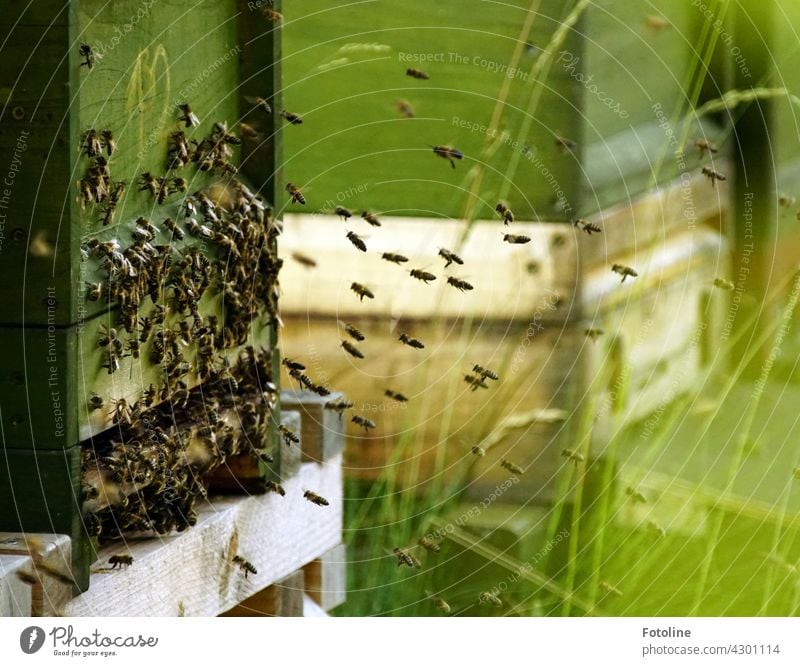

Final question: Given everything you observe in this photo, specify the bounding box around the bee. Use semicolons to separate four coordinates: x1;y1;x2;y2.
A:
346;230;367;252
625;487;648;504
702;165;727;186
438;248;464;268
171;177;188;194
555;134;577;152
561;448;585;465
163;217;185;240
100;129;116;156
88;393;104;411
395;98;416;118
361;210;381;227
79;43;96;69
138;317;153;342
344;323;366;341
351;282;375;301
262;8;282;22
479;591;502;607
399;332;424;349
127;337;140;359
304;490;330;506
385;389;408;402
447;276;474;292
645;14;671;30
109;554;134;569
464;374;489;391
232;555;257;578
16;569;39;586
245;95;272;115
81;129;102;157
290;251;317;268
352;415;376;431
335;206;352;221
178;103;200;128
694;138;718;158
406;68;429;80
382;252;409;264
574;218;602;235
167;131;192;169
647;520;666;538
431;144;463;169
471;445;486;457
611;264;638;283
433;595;450;613
97;324;121;350
265;481;286;496
341;339;365;359
280;109;304;125
495;201;514;225
418;536;440;553
473;365;498;381
713;277;735;291
255;449;275;464
278;424;300;446
500;459;524;475
393;547;421;568
142;384;157;407
324;399;354;418
410;269;436;284
599;581;623;597
584;328;604;341
503;234;531;244
286;182;306;205
282;358;306;372
85;281;104;301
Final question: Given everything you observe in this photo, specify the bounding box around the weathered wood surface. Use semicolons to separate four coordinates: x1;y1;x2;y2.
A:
221;570;305;617
303;543;346;612
281;390;346;464
0;555;33;617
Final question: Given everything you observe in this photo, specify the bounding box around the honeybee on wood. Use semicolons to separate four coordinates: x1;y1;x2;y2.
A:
464;374;489;391
88;393;104;411
394;547;421;568
324;399;354;418
713;277;734;291
265;481;286;496
611;264;638;283
496;201;514;225
471;445;486;457
245;95;272;115
382;252;409;264
16;569;39;585
406;68;429;80
447;276;474;292
431;144;463;169
100;130;116;156
85;281;104;301
584;328;603;341
262;8;282;22
81;128;102;158
278;424;300;446
291;251;317;268
232;555;257;578
500;459;524;475
599;581;623;597
694;138;718;158
344;323;366;341
503;234;531;244
286;182;306;205
410;268;436;284
361;210;382;227
163;217;185;240
395;98;416;118
555;134;577;152
79;44;96;69
351;282;375;301
574;218;601;234
702;165;726;186
433;595;451;613
109;554;134;569
346;230;367;252
352;415;376;431
280;109;304;125
335;206;352;221
304;490;330;506
438;248;464;268
399;332;424;349
473;365;498;381
561;448;585;465
479;591;502;607
778;194;796;209
418;536;440;553
341;339;365;359
625;487;648;504
385;389;408;402
178;103;200;128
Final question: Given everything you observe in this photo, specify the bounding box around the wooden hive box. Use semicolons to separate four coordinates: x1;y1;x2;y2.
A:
0;0;282;590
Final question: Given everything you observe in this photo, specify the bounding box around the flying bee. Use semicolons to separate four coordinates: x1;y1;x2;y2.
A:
351;282;375;301
473;365;498;381
274;250;312;271
447;276;474;292
464;374;489;391
599;581;623;597
496;201;514;225
344;323;366;341
254;449;274;464
561;448;585;465
85;281;104;301
702;165;727;186
438;248;464;268
324;399;354;418
500;459;524;475
286;182;306;205
394;547;421;568
382;252;409;264
471;445;486;457
280;109;303;125
16;569;39;586
341;339;365;359
304;490;330;506
79;43;96;69
109;554;134;569
262;8;282;22
361;210;381;227
245;95;272;115
433;595;451;613
611;263;638;283
278;424;300;446
265;481;286;496
625;487;648;504
282;358;306;372
479;591;502;607
713;277;735;291
329;206;352;222
555;134;577;152
574;218;602;235
694;138;718;158
178;103;200;127
352;415;376;431
395;98;416;118
232;555;257;578
399;332;424;349
410;269;436;284
584;328;604;341
406;68;429;80
346;230;367;252
418;536;440;553
81;128;102;157
431;144;463;169
503;234;531;244
385;389;408;403
88;393;104;411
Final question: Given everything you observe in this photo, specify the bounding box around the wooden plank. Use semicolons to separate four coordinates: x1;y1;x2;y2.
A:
303;543;346;612
220;570;305;617
0;555;33;617
281;390;346;463
63;454;343;616
302;593;329;617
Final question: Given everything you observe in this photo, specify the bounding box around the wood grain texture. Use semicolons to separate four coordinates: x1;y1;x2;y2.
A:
0;554;33;617
220;569;305;617
64;454;343;616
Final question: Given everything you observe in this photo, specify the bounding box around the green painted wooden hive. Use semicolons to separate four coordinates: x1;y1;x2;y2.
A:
0;0;284;590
